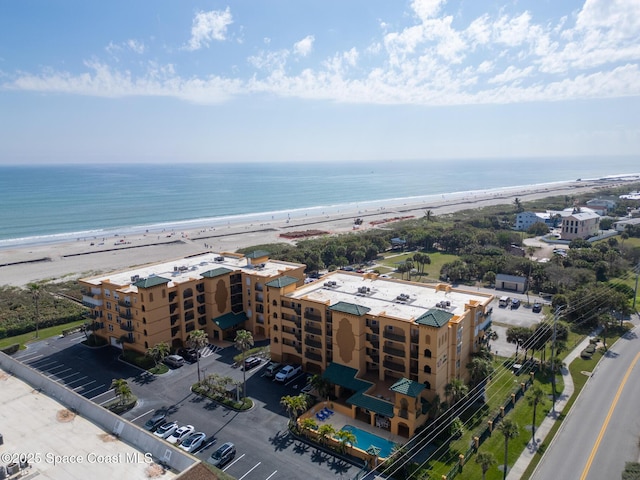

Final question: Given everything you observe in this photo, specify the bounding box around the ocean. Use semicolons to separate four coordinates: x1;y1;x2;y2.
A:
1;157;638;248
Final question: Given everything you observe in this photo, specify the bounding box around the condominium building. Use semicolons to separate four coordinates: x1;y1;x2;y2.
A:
81;252;494;439
79;251;306;352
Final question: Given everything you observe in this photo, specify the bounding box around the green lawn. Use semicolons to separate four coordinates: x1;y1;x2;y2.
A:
379;251;459;282
0;319;87;350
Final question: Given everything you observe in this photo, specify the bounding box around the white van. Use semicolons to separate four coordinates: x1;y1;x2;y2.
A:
499;296;511;308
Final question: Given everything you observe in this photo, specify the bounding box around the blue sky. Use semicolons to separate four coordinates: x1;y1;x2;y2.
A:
1;0;639;164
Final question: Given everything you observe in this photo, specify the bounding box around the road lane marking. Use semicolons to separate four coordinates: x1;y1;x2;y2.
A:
580;351;640;480
238;462;261;480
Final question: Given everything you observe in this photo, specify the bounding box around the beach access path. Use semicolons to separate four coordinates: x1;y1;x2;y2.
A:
0;178;630;287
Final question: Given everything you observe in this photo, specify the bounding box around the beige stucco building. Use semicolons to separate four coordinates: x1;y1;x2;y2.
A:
80;253;494;439
559;209;600;240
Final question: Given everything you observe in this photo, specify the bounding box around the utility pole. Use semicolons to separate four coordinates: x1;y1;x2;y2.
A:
550;306;564;414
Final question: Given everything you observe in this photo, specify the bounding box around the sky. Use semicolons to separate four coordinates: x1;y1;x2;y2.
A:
0;0;639;164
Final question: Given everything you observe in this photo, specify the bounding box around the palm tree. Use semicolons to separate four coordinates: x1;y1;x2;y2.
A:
317;424;336;447
514;197;523;213
300;417;318;438
335;429;356;453
444;378;468;405
527;384;546;443
475;451;497;480
307;374;331;399
234;329;254;399
498;418;519;480
280;394;308;429
424;209;434;222
187;329;208;383
28;283;42;338
466;357;494;387
110;378;133;406
146;342;170;368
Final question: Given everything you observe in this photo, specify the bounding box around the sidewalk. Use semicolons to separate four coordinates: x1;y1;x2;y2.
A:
506;332;598;479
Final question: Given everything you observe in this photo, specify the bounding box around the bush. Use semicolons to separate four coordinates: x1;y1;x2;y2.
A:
0;343;20;355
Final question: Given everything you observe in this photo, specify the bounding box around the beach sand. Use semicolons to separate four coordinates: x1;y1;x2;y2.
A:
0;178;631;287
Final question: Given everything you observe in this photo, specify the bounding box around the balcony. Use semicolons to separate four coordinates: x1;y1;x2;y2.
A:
170;303;179;314
305;350;323;362
383;330;406;343
410;334;419;344
168;292;178;302
183;300;194;310
255;293;264;303
383;360;405;373
410;349;419;359
304;311;322;322
305;337;322;349
118;299;131;307
367;324;380;334
305;324;322;336
383;344;405;358
120;322;134;332
171;326;180;337
120;311;133;320
367;352;379;364
197;294;205;304
170;315;180;326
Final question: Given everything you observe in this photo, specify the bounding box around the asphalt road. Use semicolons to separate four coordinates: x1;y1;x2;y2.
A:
532;323;640;480
14;333;362;480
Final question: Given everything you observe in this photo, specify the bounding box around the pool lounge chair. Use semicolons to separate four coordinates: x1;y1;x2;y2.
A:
322;408;334;416
316;412;326;421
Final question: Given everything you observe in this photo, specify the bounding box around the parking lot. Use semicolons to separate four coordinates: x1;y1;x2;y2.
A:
14;334;361;479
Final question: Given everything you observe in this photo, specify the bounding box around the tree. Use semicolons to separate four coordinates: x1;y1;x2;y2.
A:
424;209;434;222
308;374;331;399
527;384;546;443
300;417;318;438
187;329;208;383
449;416;464;438
475;451;497;480
498;418;519;480
146;342;170;368
235;329;254;399
335;429;356;453
28;283;42;338
467;357;494;387
110;378;133;406
444;378;468;406
280;394;308;429
317;423;336;446
514;197;524;213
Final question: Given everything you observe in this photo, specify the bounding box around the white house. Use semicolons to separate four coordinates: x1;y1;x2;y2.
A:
515;211;553;231
613;218;640;232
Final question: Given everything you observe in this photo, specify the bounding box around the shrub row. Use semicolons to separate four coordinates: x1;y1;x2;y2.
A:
0;344;20;355
0;314;86;339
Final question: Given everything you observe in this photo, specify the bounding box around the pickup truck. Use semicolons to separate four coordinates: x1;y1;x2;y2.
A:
275;364;302;382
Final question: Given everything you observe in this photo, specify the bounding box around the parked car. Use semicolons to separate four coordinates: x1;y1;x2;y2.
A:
178;348;200;363
143;410;167;431
166;425;194;445
275;364;302;382
511;298;521;309
154;421;178;439
264;362;282;378
208;442;236;467
164;354;185;368
179;432;207;453
243;356;262;370
532;302;542;313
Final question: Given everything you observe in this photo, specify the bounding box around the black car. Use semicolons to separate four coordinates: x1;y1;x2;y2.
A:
178;348;200;363
243;356;261;370
144;410;167;431
532;302;542;313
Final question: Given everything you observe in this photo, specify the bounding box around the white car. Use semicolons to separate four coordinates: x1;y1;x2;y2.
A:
179;432;207;453
154;421;178;439
275;364;302;382
166;425;194;445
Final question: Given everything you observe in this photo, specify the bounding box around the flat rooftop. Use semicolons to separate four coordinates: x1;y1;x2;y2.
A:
290;272;493;322
81;251;300;291
0;368;177;480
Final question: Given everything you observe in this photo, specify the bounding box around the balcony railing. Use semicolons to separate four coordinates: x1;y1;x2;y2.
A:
305;325;322;336
304;311;322;322
367;324;380;334
120;322;134;332
383;345;405;357
383;360;405;373
383;331;406;343
305;351;323;362
305;337;322;349
118;299;131;307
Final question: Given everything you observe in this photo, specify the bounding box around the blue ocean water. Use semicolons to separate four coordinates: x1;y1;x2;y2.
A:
0;157;638;248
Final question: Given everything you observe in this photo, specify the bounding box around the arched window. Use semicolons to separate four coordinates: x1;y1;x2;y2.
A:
143;318;147;324
425;334;431;344
273;312;278;319
273;325;278;331
273;300;278;306
423;365;431;374
424;381;431;390
273;337;279;343
144;341;149;349
144;330;148;336
424;349;432;358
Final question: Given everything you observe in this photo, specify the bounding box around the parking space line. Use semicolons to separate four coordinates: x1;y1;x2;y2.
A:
58;372;82;381
99;397;118;406
131;409;154;423
66;375;89;386
90;389;114;401
265;470;278;480
72;380;96;391
15;353;42;361
47;367;72;378
82;384;106;396
223;454;245;471
30;360;58;369
238;462;261;480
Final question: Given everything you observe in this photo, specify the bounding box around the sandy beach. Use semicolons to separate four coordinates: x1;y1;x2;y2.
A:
0;177;634;287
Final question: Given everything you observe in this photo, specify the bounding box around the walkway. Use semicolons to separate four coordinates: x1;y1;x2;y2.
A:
506;332;597;479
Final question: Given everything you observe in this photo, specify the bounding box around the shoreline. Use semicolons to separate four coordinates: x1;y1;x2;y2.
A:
0;177;636;287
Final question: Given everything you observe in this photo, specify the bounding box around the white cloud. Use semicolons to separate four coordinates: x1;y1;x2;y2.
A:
293;35;314;57
186;8;233;51
126;40;145;54
488;65;534;85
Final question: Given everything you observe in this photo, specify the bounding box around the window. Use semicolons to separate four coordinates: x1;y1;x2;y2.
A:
424;349;432;358
162;289;166;298
423;365;431;374
108;324;113;332
149;292;154;302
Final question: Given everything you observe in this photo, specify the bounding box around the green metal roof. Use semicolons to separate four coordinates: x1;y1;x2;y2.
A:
201;267;234;278
347;391;395;418
265;276;298;288
213;312;247;330
329;301;371;316
322;363;372;392
133;276;171;288
245;250;270;259
415;308;453;327
390;378;426;398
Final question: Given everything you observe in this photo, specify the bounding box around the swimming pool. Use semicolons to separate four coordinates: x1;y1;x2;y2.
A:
341;425;396;459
